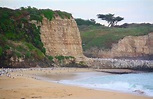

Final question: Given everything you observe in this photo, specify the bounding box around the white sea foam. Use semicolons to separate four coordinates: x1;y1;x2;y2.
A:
60;72;153;97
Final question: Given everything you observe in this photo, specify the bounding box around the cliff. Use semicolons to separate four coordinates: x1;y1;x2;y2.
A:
0;7;85;68
40;16;85;61
1;7;152;68
97;32;153;59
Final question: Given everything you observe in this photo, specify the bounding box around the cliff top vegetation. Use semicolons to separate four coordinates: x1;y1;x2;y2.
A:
75;19;153;50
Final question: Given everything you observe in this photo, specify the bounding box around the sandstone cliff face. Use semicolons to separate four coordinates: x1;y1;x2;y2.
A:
97;33;153;59
84;33;153;59
40;17;84;60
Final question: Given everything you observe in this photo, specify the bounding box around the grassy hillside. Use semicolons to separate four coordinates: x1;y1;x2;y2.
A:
0;7;72;67
77;22;153;50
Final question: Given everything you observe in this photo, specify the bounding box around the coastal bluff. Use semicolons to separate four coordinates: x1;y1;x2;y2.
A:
0;7;86;68
39;17;153;69
95;32;153;60
101;32;153;58
40;16;85;61
85;33;153;69
0;7;152;68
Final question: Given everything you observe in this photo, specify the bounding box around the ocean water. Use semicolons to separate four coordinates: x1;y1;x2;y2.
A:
60;72;153;97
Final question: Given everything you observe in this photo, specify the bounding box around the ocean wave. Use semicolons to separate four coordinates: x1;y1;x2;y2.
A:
60;73;153;97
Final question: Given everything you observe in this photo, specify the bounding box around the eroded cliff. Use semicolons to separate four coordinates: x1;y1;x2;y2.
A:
40;16;85;61
0;7;86;67
98;32;153;59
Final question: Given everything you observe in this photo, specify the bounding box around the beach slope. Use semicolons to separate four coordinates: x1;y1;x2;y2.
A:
0;68;152;99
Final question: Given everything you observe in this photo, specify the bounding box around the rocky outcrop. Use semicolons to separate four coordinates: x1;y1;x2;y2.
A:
40;16;85;61
96;33;153;59
86;58;153;69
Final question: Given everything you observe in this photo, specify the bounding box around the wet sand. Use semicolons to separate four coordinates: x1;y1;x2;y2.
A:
0;68;152;99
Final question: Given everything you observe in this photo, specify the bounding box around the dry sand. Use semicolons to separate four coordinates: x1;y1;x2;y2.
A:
0;68;152;99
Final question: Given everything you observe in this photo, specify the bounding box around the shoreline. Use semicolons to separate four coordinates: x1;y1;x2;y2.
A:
0;68;152;99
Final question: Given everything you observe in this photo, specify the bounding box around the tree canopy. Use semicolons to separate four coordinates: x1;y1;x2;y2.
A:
75;18;101;26
97;13;124;27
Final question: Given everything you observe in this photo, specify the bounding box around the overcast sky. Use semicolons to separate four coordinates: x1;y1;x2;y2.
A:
0;0;153;25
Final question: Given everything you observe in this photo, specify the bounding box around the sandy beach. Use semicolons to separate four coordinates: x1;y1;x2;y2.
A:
0;68;152;99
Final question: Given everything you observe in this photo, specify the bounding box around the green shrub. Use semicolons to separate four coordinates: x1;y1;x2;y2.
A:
0;46;3;56
4;45;10;50
56;11;72;19
79;61;86;65
5;32;16;40
21;18;28;23
75;18;101;26
64;56;75;59
30;14;43;23
15;51;22;58
25;51;31;58
33;49;45;60
42;47;46;54
55;55;65;61
25;43;35;51
16;45;26;52
24;42;45;60
47;55;54;61
0;34;7;45
41;9;54;21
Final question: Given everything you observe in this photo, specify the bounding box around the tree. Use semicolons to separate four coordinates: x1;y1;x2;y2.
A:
113;16;124;26
75;18;101;26
97;13;124;27
90;19;96;24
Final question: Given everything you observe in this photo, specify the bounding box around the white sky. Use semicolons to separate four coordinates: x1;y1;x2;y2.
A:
0;0;153;25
